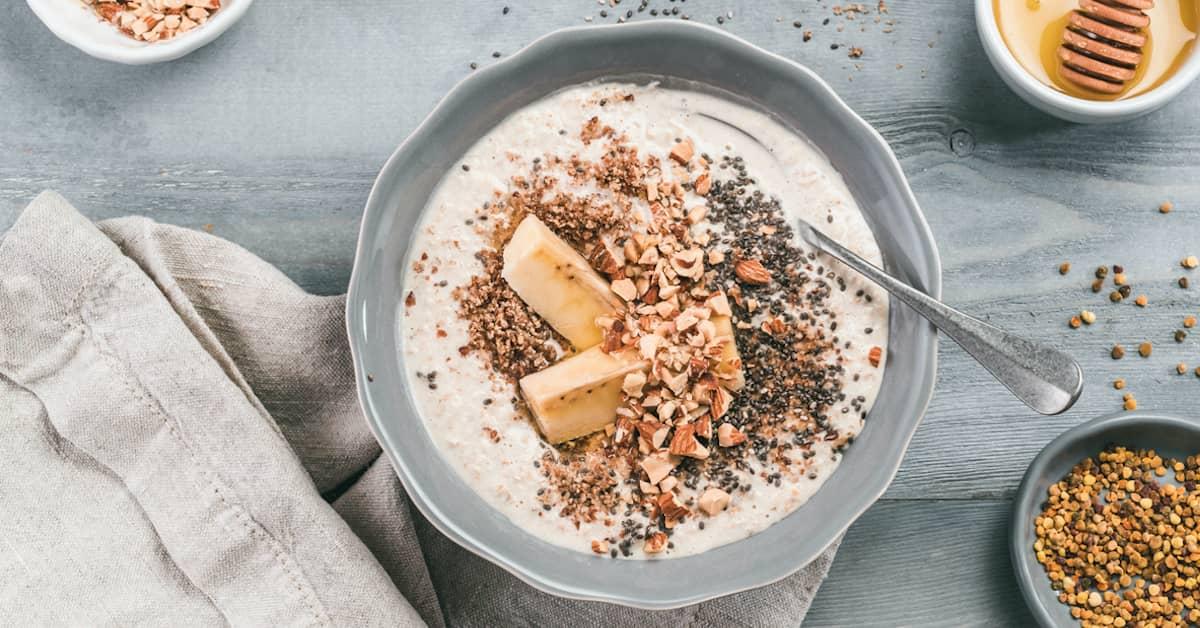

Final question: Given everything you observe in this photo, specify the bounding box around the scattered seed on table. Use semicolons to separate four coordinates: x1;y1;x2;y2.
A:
1135;295;1148;307
1182;277;1191;289
1081;310;1096;325
1059;262;1071;275
1119;285;1132;298
1186;316;1197;328
1091;279;1104;293
1113;264;1125;274
1069;316;1082;329
1139;342;1153;358
1112;345;1126;360
1177;330;1189;343
1114;273;1128;286
1185;256;1199;269
1095;266;1109;279
1110;291;1124;303
1124;394;1138;410
1113;378;1125;390
1178;363;1189;375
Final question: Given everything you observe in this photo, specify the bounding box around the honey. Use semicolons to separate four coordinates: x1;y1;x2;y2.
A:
994;0;1199;99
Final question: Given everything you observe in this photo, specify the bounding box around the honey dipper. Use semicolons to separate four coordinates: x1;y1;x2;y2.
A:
1059;0;1153;94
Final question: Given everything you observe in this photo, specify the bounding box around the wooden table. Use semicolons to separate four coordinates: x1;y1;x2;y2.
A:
4;1;1199;624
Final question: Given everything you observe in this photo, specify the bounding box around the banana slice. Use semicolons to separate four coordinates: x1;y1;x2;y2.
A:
520;346;648;444
502;214;623;350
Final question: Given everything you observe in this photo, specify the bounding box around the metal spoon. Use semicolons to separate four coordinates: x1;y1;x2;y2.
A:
795;220;1083;415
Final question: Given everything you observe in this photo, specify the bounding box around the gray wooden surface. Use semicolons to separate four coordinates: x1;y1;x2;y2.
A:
3;1;1199;625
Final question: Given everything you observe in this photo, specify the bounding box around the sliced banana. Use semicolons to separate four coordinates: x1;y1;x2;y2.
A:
501;214;623;350
519;346;649;444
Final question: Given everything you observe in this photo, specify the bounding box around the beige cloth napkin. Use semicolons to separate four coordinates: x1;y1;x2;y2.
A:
0;191;838;627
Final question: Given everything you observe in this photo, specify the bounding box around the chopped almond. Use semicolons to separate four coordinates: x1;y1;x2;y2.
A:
717;423;747;447
698;488;731;516
669;138;694;165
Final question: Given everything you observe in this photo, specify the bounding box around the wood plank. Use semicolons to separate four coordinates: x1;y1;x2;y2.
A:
807;499;1036;627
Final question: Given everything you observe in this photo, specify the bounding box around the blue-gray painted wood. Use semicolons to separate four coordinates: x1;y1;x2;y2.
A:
3;1;1198;624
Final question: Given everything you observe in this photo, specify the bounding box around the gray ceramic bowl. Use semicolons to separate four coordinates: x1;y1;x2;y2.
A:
1011;411;1200;626
346;20;942;608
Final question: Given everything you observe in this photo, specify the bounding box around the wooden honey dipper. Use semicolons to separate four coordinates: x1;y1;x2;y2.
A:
1059;0;1153;94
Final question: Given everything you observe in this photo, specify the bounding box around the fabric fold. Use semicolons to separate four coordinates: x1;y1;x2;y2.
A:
0;192;421;627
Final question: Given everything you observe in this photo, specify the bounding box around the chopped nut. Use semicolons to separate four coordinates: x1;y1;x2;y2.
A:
698;488;732;516
611;278;637;301
655;492;690;524
693;172;712;196
622;371;647;397
639;452;677;485
734;259;772;286
717;423;747;447
668;424;709;459
669;138;694;165
643;531;668;554
868;345;883;367
706;291;732;317
591;539;609;554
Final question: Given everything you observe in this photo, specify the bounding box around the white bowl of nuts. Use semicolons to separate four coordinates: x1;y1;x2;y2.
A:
27;0;252;64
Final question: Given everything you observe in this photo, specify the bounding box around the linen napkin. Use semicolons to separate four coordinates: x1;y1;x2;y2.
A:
0;191;839;627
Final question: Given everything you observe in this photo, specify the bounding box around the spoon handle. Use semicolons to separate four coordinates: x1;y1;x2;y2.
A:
796;222;1083;416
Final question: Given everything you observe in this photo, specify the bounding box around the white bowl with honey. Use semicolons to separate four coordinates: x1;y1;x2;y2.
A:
977;0;1200;123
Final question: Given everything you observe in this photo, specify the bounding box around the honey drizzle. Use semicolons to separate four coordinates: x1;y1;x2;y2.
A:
995;0;1199;100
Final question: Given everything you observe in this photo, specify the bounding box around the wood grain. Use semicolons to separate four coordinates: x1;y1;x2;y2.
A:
2;0;1199;624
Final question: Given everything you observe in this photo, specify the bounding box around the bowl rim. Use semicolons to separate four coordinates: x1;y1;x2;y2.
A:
974;0;1200;120
1010;411;1200;627
25;0;253;64
346;19;942;609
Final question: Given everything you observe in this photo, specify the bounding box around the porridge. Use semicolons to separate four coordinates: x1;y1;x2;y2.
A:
400;82;889;558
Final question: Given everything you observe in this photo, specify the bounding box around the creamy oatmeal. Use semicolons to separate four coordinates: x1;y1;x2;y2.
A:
400;82;889;558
